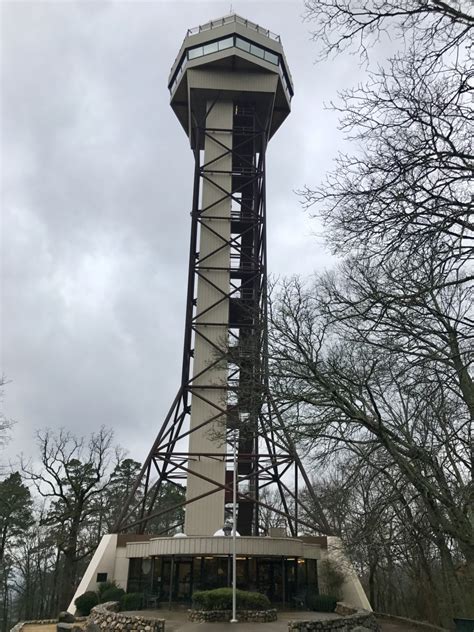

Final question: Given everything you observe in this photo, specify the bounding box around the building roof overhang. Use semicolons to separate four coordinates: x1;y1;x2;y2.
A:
126;535;322;560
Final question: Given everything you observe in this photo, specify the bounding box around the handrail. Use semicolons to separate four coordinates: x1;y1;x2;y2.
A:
186;14;281;42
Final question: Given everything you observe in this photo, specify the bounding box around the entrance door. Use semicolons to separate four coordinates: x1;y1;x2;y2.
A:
256;558;284;602
174;559;193;601
161;559;172;600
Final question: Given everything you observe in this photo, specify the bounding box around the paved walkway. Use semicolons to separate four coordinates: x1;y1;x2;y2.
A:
378;621;424;632
20;611;422;632
127;610;341;631
125;610;421;632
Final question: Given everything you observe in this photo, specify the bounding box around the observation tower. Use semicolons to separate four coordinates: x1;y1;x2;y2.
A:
70;15;370;610
115;12;325;540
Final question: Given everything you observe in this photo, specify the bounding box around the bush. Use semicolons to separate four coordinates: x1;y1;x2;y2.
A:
307;594;338;612
192;588;271;611
320;559;345;599
97;580;118;599
74;591;99;616
100;586;125;603
120;592;145;611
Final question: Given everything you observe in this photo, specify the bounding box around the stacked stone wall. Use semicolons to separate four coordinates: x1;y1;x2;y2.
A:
188;608;278;623
288;602;380;632
87;602;164;632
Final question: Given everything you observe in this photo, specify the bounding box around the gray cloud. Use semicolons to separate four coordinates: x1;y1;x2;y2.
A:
1;1;373;467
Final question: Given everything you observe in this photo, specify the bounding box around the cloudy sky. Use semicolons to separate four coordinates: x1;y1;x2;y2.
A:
2;0;375;468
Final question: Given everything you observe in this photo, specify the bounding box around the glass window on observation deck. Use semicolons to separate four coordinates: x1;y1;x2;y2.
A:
188;46;203;60
171;35;290;98
218;37;234;51
250;43;265;59
203;41;219;55
264;50;279;65
235;37;251;52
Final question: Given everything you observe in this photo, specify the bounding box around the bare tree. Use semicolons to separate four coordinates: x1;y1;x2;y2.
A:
269;274;473;619
301;1;473;285
303;0;473;62
302;59;472;279
21;427;116;609
0;378;15;457
286;3;473;619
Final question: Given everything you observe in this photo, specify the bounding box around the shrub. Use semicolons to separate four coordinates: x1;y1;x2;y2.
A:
97;580;120;600
307;594;338;612
120;592;145;611
74;591;99;616
100;586;125;603
192;588;271;611
239;590;271;610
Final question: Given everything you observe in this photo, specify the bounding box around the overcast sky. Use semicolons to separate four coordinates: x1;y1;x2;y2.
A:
1;0;376;469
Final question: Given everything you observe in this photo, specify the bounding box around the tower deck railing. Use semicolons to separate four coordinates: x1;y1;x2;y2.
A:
186;14;281;42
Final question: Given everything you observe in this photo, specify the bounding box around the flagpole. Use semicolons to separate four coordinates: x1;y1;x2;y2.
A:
231;428;238;623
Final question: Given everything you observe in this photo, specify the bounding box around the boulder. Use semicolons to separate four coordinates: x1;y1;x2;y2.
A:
58;612;75;623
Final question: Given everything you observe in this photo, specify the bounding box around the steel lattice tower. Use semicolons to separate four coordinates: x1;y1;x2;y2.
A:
115;14;329;539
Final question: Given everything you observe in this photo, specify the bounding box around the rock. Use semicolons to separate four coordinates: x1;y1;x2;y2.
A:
336;603;358;616
58;612;75;623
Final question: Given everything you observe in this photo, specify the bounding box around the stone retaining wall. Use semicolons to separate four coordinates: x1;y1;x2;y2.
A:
87;602;165;632
288;602;380;632
189;608;278;623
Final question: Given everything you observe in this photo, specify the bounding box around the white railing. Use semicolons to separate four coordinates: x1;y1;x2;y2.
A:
186;14;281;42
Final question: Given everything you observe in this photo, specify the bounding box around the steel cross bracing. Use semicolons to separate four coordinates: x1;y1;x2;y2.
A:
114;100;330;538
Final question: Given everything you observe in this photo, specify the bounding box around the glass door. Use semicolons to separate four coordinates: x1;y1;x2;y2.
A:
174;559;193;601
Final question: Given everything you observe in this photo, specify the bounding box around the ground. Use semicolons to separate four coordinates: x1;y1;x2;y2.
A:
20;612;425;632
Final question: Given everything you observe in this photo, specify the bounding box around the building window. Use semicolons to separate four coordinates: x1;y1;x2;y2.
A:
264;50;279;65
96;572;108;583
188;46;203;60
306;559;318;594
218;37;233;51
171;35;290;97
250;43;265;59
235;37;251;52
203;41;219;55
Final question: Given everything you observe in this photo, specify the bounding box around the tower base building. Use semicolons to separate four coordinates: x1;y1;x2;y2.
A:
70;533;370;610
69;14;370;613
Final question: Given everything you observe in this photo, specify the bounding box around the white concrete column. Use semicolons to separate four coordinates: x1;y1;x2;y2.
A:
184;100;233;536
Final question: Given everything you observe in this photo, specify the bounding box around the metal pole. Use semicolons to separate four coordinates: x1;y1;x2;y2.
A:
168;556;174;610
231;429;238;623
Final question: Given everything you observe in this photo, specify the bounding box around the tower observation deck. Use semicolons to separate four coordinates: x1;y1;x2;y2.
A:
115;14;328;539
